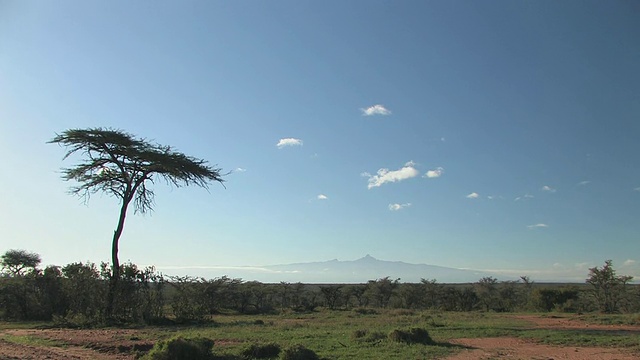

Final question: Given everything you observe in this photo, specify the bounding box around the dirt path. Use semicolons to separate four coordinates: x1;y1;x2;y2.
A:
0;328;152;360
445;315;640;360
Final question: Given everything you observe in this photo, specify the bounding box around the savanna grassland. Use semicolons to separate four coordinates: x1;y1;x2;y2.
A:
1;310;640;359
2;254;640;359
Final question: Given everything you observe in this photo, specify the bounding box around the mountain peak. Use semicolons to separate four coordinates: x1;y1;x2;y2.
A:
357;254;378;262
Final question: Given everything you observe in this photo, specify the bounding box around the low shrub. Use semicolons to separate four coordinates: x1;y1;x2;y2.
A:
353;308;378;315
281;344;319;360
144;336;214;360
240;342;280;359
388;327;435;345
351;329;386;343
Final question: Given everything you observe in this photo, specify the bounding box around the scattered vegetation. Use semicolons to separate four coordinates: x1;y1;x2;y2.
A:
240;342;281;359
388;327;436;345
143;336;214;360
281;344;319;360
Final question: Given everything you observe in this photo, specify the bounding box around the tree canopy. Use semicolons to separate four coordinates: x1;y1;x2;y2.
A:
1;249;41;276
50;128;225;214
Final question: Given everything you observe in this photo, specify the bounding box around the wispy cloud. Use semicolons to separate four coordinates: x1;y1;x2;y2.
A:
635;187;640;192
233;167;247;173
317;194;328;200
623;259;636;267
515;194;534;201
527;223;549;229
466;192;479;199
424;167;444;178
577;181;591;186
277;138;303;148
361;104;391;116
574;262;589;270
363;161;419;189
389;203;411;211
541;185;556;193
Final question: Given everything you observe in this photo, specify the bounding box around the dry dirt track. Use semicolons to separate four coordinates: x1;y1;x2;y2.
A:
0;328;152;360
446;315;640;360
0;315;638;359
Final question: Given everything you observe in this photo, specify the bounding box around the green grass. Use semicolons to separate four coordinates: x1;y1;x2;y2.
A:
1;334;67;348
518;328;640;349
0;321;51;330
580;313;640;326
147;311;537;359
2;311;640;359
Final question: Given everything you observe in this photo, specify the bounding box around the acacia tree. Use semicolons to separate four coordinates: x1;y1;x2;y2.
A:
50;128;225;317
1;249;41;276
586;260;633;313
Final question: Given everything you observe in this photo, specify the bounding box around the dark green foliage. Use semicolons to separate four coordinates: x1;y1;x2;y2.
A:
61;262;106;325
365;277;400;308
280;345;319;360
240;342;280;359
168;276;209;323
531;288;580;312
145;336;214;360
586;260;633;313
105;262;166;324
320;285;342;310
387;327;435;345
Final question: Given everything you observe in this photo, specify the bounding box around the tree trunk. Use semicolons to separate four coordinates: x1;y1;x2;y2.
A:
106;198;131;321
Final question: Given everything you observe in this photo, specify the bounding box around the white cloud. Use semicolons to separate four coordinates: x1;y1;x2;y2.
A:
389;203;411;211
317;194;328;200
466;192;479;199
424;167;444;178
577;181;591;186
277;138;303;148
541;185;556;193
635;187;640;192
623;259;636;267
364;161;419;189
515;194;534;201
361;104;391;116
527;223;549;229
574;262;589;270
233;167;247;173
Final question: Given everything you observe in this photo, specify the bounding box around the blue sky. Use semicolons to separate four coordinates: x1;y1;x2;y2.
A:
1;1;639;282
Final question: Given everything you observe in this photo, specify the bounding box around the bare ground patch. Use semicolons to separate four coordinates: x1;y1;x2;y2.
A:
446;314;640;359
0;328;154;360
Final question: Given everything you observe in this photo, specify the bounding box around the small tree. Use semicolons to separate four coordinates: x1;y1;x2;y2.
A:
586;260;633;313
49;128;225;318
475;276;499;311
1;249;41;276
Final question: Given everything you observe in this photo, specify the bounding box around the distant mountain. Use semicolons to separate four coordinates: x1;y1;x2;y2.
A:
159;255;503;283
261;255;495;283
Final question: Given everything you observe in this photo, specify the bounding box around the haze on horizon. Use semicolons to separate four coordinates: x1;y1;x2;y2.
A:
1;1;639;284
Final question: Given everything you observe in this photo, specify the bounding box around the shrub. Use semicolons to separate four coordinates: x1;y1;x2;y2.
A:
388;327;435;345
351;329;386;343
241;342;280;359
281;344;319;360
144;336;214;360
352;307;377;315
